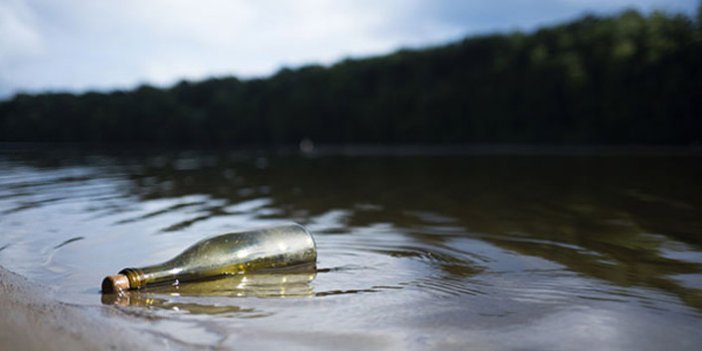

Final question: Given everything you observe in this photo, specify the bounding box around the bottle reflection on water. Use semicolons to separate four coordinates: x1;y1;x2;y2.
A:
101;272;317;313
102;223;317;293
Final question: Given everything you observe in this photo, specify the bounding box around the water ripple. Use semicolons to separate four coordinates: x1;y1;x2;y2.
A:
53;236;85;249
1;149;702;350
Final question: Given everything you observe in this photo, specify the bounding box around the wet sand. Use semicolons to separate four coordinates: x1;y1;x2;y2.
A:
0;266;180;351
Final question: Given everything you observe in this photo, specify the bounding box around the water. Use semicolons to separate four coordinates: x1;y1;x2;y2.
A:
1;146;701;350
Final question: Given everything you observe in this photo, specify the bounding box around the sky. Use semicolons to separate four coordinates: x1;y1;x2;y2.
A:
0;0;698;98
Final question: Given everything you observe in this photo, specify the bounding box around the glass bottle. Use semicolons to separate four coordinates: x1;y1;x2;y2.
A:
102;223;316;293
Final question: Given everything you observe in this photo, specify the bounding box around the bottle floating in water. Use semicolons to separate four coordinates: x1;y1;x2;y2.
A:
102;223;317;293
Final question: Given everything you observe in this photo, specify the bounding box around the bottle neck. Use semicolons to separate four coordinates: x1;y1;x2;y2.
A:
119;267;145;289
121;262;185;288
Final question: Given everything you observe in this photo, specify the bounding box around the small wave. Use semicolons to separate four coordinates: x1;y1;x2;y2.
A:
53;236;85;249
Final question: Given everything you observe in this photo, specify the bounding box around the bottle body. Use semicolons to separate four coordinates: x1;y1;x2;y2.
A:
109;223;316;291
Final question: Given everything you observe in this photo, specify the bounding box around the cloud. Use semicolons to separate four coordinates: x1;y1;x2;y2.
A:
0;0;698;98
0;0;45;67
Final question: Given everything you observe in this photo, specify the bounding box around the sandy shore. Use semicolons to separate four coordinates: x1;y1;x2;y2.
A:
0;266;180;351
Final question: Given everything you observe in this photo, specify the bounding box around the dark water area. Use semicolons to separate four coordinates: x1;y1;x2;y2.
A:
1;146;701;350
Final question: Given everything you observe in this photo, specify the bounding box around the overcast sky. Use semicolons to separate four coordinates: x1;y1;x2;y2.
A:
0;0;698;98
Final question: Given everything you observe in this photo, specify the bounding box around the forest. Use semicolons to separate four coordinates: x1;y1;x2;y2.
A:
1;8;701;145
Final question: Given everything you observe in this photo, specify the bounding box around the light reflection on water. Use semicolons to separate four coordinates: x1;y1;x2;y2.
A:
0;147;701;350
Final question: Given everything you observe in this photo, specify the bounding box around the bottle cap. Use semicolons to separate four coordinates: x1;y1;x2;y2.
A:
102;274;131;293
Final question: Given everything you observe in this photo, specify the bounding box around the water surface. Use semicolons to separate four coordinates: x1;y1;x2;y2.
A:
1;146;701;350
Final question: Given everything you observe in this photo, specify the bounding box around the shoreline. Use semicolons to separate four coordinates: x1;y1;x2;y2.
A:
0;266;181;351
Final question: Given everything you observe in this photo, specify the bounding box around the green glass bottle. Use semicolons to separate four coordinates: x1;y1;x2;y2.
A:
102;223;316;293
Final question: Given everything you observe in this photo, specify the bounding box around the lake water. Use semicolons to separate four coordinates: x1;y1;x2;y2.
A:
1;146;701;350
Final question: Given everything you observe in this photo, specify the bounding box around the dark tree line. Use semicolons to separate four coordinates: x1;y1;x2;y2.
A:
1;8;701;145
